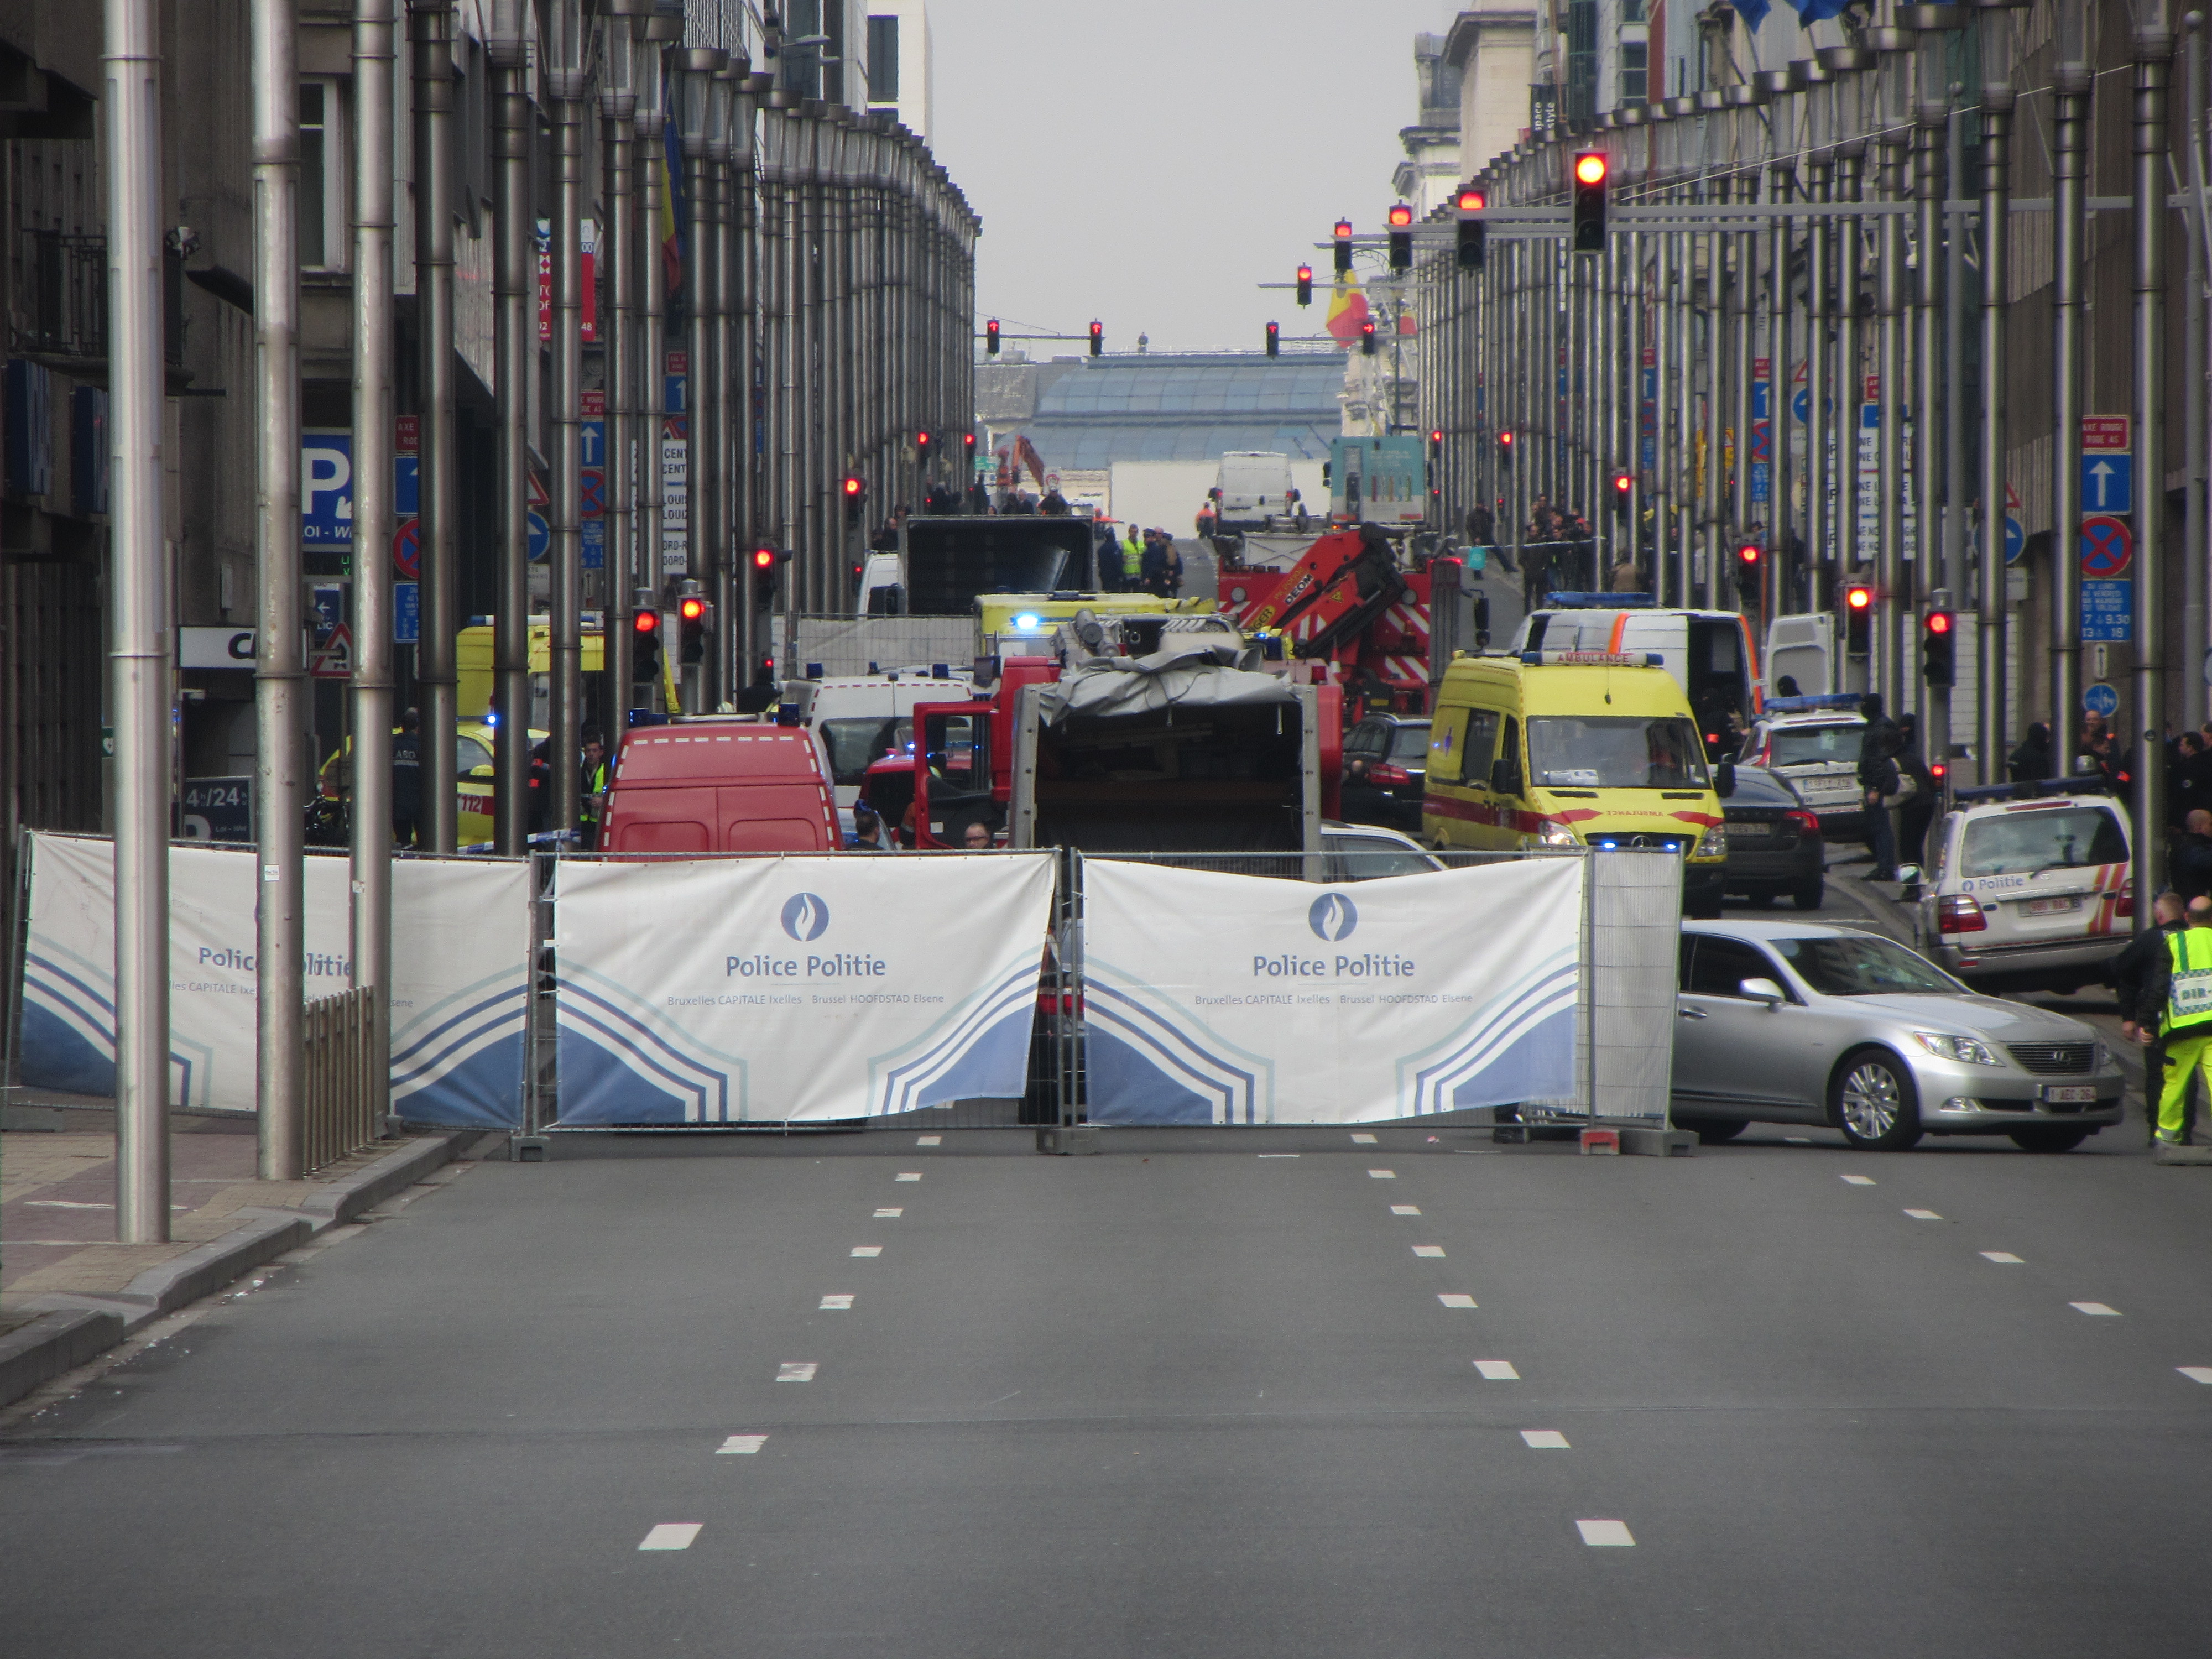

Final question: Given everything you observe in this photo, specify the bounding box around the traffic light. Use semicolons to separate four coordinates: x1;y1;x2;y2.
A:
1428;429;1443;463
1088;320;1102;356
1455;188;1486;270
842;473;866;528
678;587;709;664
1571;152;1609;252
915;429;932;461
1265;321;1280;358
1359;318;1376;356
985;317;999;356
962;431;977;461
1922;608;1957;686
1609;471;1632;513
1333;218;1353;275
751;546;778;608
632;598;661;679
1844;583;1874;656
1387;202;1413;272
1498;430;1514;469
1735;541;1761;601
1296;264;1313;306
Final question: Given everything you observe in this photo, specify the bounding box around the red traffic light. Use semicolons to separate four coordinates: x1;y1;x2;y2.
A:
1737;542;1761;565
1333;219;1352;240
984;318;1000;354
679;596;707;622
915;429;932;451
1574;153;1609;186
1296;263;1312;283
1924;609;1953;634
1387;202;1413;228
1428;429;1443;445
962;432;976;452
633;608;660;634
1611;471;1631;493
1499;431;1514;446
752;547;775;571
1845;585;1874;611
842;475;864;497
1457;189;1486;212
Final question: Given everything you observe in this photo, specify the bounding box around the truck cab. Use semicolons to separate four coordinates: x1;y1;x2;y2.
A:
600;722;840;854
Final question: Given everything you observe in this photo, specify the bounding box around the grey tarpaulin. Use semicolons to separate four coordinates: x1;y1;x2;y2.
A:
1035;643;1297;724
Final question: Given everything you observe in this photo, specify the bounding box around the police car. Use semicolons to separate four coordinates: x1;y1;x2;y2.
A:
1737;693;1867;840
1914;779;2133;994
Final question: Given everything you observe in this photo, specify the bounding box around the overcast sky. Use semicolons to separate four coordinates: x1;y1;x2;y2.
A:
925;0;1456;357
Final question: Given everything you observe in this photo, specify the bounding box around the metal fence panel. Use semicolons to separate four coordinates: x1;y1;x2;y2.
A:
1586;851;1682;1123
303;984;380;1173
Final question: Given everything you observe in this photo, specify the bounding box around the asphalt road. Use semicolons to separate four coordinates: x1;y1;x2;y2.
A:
6;1114;2211;1658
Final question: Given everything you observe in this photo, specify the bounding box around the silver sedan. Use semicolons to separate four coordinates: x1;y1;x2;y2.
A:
1671;920;2126;1151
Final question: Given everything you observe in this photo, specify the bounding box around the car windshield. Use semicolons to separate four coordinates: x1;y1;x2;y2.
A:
820;716;910;787
1389;724;1432;761
1769;934;1964;996
1527;716;1710;790
1959;806;2128;877
1324;836;1440;880
1768;724;1864;766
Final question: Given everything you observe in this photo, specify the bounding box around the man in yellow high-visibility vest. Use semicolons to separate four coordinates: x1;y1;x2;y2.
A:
2131;898;2212;1146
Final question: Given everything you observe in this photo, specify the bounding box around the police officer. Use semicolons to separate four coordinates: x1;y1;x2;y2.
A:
391;707;422;848
2130;895;2212;1147
1121;524;1143;589
578;729;608;851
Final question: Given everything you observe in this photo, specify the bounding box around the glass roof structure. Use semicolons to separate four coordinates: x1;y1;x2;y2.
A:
1018;352;1345;469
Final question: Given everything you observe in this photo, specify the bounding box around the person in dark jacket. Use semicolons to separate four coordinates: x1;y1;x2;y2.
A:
1855;693;1902;880
2008;722;2054;783
526;740;552;836
1893;712;1939;867
2115;890;2189;1144
2171;809;2212;904
1139;530;1170;596
390;707;423;848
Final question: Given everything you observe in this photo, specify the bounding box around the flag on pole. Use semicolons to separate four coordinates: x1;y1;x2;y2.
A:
1324;273;1370;346
1782;0;1845;20
660;82;686;298
1731;0;1771;28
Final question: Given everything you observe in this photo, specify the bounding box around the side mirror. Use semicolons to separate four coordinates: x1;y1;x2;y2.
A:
1490;757;1514;795
1896;863;1924;901
1715;761;1737;799
1739;977;1786;1007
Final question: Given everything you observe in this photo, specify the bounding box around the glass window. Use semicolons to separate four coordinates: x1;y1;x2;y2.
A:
456;737;493;775
1526;715;1710;789
1621;40;1648;103
1768;723;1865;766
1345;722;1387;758
820;716;907;787
1429;707;1496;783
867;14;900;101
1389;722;1432;761
1959;807;2128;878
1686;936;1781;999
1326;837;1439;881
299;82;326;269
1770;934;1964;997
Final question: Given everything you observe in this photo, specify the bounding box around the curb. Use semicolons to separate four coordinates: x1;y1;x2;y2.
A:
297;1131;463;1233
1827;868;1918;945
0;1309;125;1410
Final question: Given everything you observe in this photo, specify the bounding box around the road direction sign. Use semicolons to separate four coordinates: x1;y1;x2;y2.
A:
2004;515;2025;564
527;510;550;562
2081;414;2131;451
2081;453;2133;515
2081;578;2133;641
2083;681;2120;718
2079;514;2133;577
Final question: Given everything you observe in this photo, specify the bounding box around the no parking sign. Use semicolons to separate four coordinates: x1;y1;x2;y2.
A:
2079;515;2132;578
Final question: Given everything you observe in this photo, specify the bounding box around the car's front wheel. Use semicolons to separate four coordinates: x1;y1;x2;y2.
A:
1831;1048;1923;1150
2009;1126;2092;1153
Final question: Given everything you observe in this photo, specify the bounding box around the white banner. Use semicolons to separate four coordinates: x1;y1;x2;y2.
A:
1081;858;1584;1124
549;853;1055;1123
17;833;530;1126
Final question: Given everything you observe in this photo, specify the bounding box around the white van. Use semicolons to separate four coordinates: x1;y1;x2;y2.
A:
1509;602;1761;753
783;669;978;809
1212;452;1301;533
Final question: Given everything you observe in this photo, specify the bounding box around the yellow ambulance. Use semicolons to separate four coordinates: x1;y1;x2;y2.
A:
1422;650;1733;917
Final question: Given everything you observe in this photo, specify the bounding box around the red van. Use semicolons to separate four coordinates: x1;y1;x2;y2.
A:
600;724;840;854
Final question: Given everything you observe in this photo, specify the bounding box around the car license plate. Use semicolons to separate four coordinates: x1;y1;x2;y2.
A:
2042;1084;2098;1104
2026;896;2081;916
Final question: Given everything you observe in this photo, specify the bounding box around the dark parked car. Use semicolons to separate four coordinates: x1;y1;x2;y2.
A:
1340;716;1431;833
1721;764;1825;910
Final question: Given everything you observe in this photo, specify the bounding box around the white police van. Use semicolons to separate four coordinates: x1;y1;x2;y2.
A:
1914;779;2134;994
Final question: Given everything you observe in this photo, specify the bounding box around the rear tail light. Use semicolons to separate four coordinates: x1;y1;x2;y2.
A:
1937;894;1986;935
2116;882;2134;920
1368;763;1414;787
1785;810;1821;838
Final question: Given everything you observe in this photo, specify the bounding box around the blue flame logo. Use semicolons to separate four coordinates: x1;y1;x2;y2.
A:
780;893;830;941
1308;892;1359;941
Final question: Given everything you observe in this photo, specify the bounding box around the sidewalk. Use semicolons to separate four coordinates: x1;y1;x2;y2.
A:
1;1104;472;1408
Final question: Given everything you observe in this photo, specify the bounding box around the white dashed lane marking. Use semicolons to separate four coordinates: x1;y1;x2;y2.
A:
895;1173;922;1182
1391;1205;1421;1215
1368;1170;1396;1180
1577;1520;1635;1547
1981;1251;2024;1264
1905;1209;1943;1220
2179;1368;2212;1384
1412;1245;1446;1258
1437;1294;1477;1308
639;1524;702;1551
2072;1302;2122;1317
1521;1431;1570;1449
717;1435;768;1454
874;1208;902;1218
1258;1154;1301;1159
1350;1133;1378;1144
776;1363;817;1382
1474;1360;1519;1380
1785;1136;1811;1144
820;1295;855;1311
1840;1175;1875;1186
916;1135;942;1146
851;1246;881;1257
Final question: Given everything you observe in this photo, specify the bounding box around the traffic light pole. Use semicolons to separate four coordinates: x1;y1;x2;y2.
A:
1913;41;1950;757
637;90;667;706
411;0;457;854
490;16;529;853
253;0;306;1180
349;0;397;1129
1876;121;1906;713
550;0;586;837
2132;7;2174;905
2051;3;2089;768
602;60;637;724
1976;36;2014;787
105;0;170;1239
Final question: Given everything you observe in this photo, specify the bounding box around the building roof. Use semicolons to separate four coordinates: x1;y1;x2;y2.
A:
1013;352;1345;469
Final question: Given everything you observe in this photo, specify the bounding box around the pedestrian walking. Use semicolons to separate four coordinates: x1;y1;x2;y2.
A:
390;707;423;849
1465;503;1494;547
2129;896;2212;1147
2116;890;2190;1144
1894;712;1938;868
1855;692;1902;881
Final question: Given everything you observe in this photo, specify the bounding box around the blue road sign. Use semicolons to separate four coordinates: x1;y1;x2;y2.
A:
2081;578;2133;641
2004;515;2025;564
1792;388;1807;424
1752;381;1770;420
2079;515;2133;577
394;452;418;516
309;583;345;643
1750;460;1770;506
394;580;420;645
2081;452;2133;515
2083;681;2120;718
527;510;550;562
301;431;353;546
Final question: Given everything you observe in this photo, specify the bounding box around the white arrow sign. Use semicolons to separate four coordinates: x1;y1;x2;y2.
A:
2088;460;2117;510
